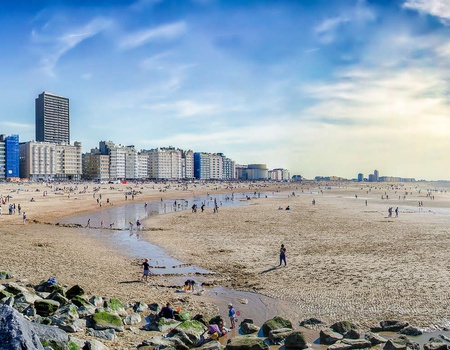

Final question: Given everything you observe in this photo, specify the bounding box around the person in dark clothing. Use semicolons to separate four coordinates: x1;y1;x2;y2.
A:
279;244;287;266
158;303;175;319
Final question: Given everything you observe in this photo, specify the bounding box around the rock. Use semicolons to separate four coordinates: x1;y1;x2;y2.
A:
328;341;353;350
269;327;294;345
241;318;254;325
193;314;208;326
341;339;372;349
141;335;189;350
69;336;86;348
89;296;104;307
168;320;205;345
15;291;42;305
23;305;37;318
149;302;160;311
320;329;344;345
0;304;44;350
148;317;181;332
383;336;419;350
46;292;69;306
85;338;109;350
379;321;409;332
225;335;269;350
424;338;448;350
399;326;423;336
364;332;388;345
87;328;117;341
331;321;358;336
31;322;69;350
77;304;96;318
35;283;65;296
5;282;29;295
169;330;194;347
50;303;79;325
0;289;14;299
66;285;85;299
261;316;293;337
71;295;93;308
104;298;126;315
92;311;124;332
285;330;308;349
0;271;14;280
124;313;142;325
34;299;61;317
345;329;362;339
241;322;260;334
176;310;192;321
134;301;148;313
14;302;29;313
198;340;223;349
299;318;324;327
59;319;85;333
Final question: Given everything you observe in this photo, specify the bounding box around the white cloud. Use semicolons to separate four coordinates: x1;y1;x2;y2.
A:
119;21;187;50
32;17;112;76
403;0;450;25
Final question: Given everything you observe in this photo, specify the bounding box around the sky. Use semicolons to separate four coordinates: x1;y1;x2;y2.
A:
1;0;450;180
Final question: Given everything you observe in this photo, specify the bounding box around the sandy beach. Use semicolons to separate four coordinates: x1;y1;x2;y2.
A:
1;180;449;348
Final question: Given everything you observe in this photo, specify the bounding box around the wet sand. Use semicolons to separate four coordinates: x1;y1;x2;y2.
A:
142;183;450;329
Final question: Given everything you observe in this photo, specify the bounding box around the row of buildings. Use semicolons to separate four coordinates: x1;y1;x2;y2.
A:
357;170;415;183
0;91;291;182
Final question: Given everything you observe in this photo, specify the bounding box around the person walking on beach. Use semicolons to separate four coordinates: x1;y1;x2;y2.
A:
395;207;399;217
22;212;26;224
279;244;287;266
141;258;150;282
86;218;91;228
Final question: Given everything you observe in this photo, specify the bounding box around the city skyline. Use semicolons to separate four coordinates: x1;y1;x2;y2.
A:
1;1;450;180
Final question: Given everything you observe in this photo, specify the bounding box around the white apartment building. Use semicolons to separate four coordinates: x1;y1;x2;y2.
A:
125;146;138;179
182;150;194;179
20;141;82;180
146;147;182;179
210;153;223;180
137;153;149;179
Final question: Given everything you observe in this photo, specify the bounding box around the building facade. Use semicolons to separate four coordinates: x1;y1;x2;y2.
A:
1;135;19;180
146;147;182;180
82;149;110;181
35;92;70;144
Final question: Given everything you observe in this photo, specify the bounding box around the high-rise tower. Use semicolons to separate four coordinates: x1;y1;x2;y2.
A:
35;92;70;144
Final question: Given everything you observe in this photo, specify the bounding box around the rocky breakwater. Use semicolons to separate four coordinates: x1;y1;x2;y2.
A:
1;272;450;350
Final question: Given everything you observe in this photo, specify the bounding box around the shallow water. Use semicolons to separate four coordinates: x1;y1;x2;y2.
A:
58;191;281;274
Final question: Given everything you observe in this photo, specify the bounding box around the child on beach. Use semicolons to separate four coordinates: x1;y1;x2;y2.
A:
141;258;150;282
228;303;236;329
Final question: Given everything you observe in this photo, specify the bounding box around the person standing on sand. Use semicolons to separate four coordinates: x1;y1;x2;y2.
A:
141;258;150;282
228;303;236;329
279;244;287;266
86;219;91;228
22;212;26;224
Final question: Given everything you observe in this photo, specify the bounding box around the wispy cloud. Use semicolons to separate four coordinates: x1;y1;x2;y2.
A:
403;0;450;25
119;21;187;50
32;17;112;76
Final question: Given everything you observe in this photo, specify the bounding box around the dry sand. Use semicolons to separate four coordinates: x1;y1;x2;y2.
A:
1;180;449;348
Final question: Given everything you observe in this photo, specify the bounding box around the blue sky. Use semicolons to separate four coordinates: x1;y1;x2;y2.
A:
1;0;450;180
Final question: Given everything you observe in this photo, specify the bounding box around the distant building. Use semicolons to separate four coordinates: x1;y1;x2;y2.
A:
368;174;375;182
99;141;127;181
0;138;5;181
292;175;302;182
269;168;290;181
2;135;19;180
243;164;268;180
145;147;182;180
82;148;110;181
182;150;194;179
358;173;364;182
35;92;70;144
218;153;236;180
374;169;379;182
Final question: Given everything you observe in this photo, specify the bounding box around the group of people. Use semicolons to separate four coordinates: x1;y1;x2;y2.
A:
388;207;399;217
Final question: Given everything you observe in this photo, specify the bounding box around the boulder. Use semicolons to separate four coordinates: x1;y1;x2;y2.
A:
399;326;423;336
176;310;192;322
169;330;194;347
0;271;14;280
46;292;69;306
241;322;260;334
424;338;448;350
299;318;324;327
320;329;344;345
66;285;85;300
124;313;142;325
345;329;362;339
71;295;93;308
84;338;109;350
5;282;29;295
261;316;293;337
0;304;44;350
31;322;69;349
379;321;409;332
285;330;308;350
58;319;85;333
77;304;96;318
198;340;223;349
35;283;65;296
364;332;388;345
141;335;189;350
92;311;124;332
148;317;181;332
50;303;79;325
269;327;294;345
340;339;372;349
383;336;419;350
15;291;42;305
331;321;357;336
104;298;126;315
34;299;61;317
89;296;104;307
133;301;148;313
225;335;269;350
168;320;205;344
149;302;160;312
87;328;117;341
328;341;353;350
0;289;14;299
